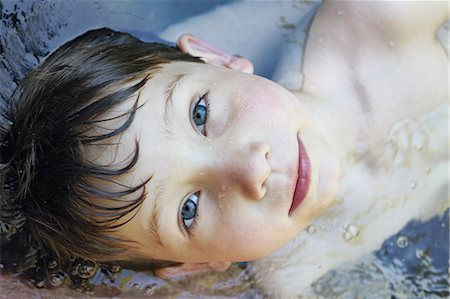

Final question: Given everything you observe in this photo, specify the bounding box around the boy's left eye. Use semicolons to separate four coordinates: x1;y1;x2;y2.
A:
181;192;199;230
192;95;208;136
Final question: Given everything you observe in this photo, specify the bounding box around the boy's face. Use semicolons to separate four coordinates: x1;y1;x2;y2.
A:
108;61;339;263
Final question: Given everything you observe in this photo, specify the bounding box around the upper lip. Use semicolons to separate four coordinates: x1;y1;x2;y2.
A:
289;135;311;215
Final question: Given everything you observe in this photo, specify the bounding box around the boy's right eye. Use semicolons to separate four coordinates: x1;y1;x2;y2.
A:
191;94;208;136
181;192;199;231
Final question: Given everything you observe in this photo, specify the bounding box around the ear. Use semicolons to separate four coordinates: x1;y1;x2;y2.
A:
154;262;231;279
177;34;254;74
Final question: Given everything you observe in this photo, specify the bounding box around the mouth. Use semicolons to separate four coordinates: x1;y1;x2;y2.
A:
289;136;311;215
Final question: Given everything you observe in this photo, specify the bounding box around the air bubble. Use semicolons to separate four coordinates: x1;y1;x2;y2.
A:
410;181;417;189
47;260;58;270
342;223;360;241
49;272;65;287
336;10;344;16
396;236;408;248
109;264;121;273
78;260;97;279
416;249;425;259
144;283;157;295
0;222;13;234
306;224;317;235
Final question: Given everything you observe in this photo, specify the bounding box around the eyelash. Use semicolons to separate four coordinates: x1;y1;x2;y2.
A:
181;192;200;236
191;93;210;136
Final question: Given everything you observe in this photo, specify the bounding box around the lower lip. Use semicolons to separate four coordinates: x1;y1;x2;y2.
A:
289;137;311;215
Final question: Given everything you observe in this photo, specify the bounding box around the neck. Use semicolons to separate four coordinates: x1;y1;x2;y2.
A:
295;91;371;174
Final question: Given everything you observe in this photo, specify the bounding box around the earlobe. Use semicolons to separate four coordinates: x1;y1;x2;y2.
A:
177;34;254;74
154;261;231;279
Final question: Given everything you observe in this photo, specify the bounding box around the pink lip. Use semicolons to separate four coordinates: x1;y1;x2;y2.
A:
289;137;311;215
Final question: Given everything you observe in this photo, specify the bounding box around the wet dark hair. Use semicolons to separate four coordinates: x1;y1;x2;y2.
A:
0;28;201;268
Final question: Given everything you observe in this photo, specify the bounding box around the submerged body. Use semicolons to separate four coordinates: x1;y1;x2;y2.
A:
150;0;448;294
85;0;448;278
113;0;447;258
251;2;449;295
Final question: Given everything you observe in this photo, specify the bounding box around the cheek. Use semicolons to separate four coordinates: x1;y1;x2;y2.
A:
202;207;289;261
245;84;286;113
229;88;288;133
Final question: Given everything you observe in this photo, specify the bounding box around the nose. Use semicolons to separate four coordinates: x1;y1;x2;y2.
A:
205;142;271;200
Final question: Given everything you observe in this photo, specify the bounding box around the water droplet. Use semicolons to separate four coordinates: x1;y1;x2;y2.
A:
342;223;360;241
416;249;425;259
49;272;65;287
47;260;58;270
306;224;317;235
0;222;13;234
78;260;97;279
109;264;121;273
218;204;223;209
336;10;344;15
144;284;157;295
410;180;417;189
415;143;423;151
396;236;408;248
388;41;395;48
425;166;431;174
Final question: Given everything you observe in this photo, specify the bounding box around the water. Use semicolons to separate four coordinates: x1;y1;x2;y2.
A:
312;212;449;299
1;1;448;298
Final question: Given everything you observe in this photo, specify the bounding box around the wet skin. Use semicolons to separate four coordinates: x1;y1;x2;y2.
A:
102;62;340;263
92;2;448;265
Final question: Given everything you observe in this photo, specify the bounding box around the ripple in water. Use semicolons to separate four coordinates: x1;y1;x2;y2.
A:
312;211;449;299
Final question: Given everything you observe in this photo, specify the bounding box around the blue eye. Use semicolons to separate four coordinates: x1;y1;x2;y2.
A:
192;96;208;135
181;192;199;230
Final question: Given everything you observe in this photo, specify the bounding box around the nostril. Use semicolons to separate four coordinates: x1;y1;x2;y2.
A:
261;184;267;199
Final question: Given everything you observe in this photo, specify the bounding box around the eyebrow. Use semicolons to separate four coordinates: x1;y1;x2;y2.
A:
148;74;187;247
149;182;166;247
164;74;187;128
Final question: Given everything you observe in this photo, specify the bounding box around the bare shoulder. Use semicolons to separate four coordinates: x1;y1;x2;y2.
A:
315;1;448;41
303;1;448;122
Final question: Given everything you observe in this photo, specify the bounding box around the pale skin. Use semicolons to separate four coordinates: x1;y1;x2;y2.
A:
91;1;448;278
